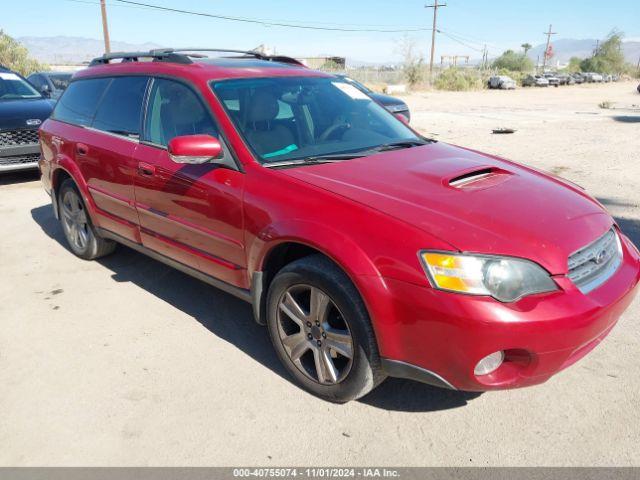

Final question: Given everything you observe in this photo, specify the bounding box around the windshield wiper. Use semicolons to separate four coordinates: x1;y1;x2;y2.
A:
370;139;431;152
263;140;432;168
264;152;368;168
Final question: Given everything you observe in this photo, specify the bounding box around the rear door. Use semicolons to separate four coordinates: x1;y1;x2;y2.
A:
81;76;149;241
53;76;148;242
133;77;246;288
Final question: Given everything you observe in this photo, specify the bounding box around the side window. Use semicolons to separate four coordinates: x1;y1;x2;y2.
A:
144;78;218;147
276;100;293;120
28;74;45;90
53;78;111;126
92;76;148;137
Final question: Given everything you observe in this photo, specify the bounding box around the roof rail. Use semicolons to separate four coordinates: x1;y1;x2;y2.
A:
89;50;194;66
89;48;306;67
154;48;306;67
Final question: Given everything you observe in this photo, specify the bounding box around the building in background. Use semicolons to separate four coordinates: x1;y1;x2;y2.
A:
297;56;346;70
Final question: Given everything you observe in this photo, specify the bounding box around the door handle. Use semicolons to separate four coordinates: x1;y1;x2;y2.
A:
138;162;156;176
76;143;89;156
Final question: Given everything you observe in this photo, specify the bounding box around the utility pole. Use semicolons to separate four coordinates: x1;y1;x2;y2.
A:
100;0;111;54
541;24;557;72
425;2;446;80
594;39;600;55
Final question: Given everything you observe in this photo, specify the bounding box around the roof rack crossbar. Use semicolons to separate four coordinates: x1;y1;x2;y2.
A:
89;48;306;68
89;50;194;66
150;48;265;58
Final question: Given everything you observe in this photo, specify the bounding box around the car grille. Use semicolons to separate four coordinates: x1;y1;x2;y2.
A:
0;129;39;147
0;153;40;166
567;229;622;294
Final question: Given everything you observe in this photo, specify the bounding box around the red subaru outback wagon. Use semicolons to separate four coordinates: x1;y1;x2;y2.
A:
39;49;640;402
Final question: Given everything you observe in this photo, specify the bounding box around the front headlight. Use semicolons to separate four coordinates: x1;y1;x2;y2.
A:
419;251;557;302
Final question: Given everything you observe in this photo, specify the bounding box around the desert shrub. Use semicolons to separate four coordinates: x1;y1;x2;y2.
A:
403;60;424;87
580;31;629;74
434;68;484;91
492;50;533;72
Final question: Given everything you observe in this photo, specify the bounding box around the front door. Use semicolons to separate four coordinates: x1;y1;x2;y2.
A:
133;78;247;288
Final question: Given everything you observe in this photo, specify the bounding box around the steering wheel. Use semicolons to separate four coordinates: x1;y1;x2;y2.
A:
319;121;351;141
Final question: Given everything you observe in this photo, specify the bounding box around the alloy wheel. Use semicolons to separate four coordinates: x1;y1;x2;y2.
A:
61;189;89;252
276;284;354;384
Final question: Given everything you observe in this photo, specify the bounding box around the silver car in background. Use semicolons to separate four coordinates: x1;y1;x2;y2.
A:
488;75;517;90
522;75;550;87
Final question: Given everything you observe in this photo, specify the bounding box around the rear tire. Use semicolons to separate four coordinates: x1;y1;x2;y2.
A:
266;255;385;403
58;179;116;260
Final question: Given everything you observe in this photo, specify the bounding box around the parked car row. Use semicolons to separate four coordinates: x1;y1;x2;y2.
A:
494;71;624;89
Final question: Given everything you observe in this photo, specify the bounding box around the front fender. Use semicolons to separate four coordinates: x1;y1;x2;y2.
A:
247;219;389;328
249;218;382;280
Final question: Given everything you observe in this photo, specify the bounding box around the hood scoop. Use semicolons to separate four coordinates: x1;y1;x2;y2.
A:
448;167;512;190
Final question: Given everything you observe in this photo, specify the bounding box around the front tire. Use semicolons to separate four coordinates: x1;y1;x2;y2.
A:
58;179;116;260
266;255;385;403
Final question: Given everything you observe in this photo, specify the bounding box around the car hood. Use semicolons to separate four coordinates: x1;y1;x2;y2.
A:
281;142;613;274
369;92;407;107
0;98;55;130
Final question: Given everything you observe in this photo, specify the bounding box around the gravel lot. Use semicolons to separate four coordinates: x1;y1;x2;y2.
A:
1;81;639;466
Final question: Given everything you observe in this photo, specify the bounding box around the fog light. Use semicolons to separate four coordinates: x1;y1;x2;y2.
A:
474;351;504;376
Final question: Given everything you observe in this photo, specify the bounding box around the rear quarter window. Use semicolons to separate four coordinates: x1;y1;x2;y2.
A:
92;77;148;137
52;78;111;126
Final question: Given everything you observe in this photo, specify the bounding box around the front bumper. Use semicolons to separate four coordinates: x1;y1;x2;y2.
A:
0;144;40;172
366;233;640;391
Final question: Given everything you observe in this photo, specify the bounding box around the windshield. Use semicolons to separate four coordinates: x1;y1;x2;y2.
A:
211;76;420;164
49;74;72;90
0;72;41;100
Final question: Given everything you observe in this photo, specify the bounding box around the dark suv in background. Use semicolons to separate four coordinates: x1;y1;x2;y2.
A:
337;74;411;122
0;65;55;172
27;71;73;100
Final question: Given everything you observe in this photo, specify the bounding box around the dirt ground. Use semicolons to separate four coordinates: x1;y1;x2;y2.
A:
1;81;639;466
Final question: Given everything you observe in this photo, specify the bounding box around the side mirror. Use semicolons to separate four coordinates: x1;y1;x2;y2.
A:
394;112;409;124
40;84;51;98
168;134;223;165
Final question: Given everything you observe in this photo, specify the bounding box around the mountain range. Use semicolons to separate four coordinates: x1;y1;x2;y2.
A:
18;36;163;64
526;38;640;64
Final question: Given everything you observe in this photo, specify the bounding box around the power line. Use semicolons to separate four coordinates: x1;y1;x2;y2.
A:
108;0;435;33
62;0;430;28
438;30;485;53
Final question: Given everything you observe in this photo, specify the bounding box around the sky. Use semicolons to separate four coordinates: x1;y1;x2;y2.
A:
2;0;639;62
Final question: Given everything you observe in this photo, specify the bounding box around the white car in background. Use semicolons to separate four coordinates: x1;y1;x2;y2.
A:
585;72;604;83
488;75;517;90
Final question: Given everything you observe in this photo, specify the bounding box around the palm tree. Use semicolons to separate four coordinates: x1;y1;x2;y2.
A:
521;43;533;56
